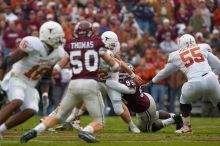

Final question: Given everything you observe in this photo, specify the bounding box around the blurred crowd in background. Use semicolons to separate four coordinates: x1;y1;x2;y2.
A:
1;0;220;116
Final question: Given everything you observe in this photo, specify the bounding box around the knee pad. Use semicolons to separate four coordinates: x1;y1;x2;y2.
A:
112;102;124;115
152;121;163;132
180;103;192;113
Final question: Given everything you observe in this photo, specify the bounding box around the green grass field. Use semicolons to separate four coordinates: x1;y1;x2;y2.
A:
0;116;220;146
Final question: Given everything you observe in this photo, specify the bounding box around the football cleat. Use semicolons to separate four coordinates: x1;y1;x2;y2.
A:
175;125;192;134
78;130;99;143
128;124;141;133
20;129;37;143
172;114;183;130
55;122;73;131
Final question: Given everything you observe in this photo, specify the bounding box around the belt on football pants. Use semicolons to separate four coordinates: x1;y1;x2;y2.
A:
202;73;208;77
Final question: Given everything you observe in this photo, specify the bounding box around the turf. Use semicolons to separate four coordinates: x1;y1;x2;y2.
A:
0;116;220;146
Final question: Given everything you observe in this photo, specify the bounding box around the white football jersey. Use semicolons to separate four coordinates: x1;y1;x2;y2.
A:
5;36;66;87
99;44;120;81
168;43;212;81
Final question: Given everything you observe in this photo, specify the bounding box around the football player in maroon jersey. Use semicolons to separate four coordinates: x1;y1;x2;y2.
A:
20;21;121;143
105;64;183;132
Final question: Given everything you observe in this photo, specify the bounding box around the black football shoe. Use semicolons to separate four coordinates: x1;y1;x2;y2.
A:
78;130;99;143
172;114;183;130
20;129;37;143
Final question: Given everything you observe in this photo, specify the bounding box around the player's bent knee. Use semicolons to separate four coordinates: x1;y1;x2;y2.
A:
180;103;192;113
113;103;124;115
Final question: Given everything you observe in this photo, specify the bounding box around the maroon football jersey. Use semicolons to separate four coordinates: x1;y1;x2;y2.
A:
64;36;104;80
120;77;150;113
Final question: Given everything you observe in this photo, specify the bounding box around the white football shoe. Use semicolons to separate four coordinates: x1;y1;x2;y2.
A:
175;125;192;134
128;124;140;133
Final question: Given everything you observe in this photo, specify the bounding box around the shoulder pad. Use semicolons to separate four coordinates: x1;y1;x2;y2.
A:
19;36;42;53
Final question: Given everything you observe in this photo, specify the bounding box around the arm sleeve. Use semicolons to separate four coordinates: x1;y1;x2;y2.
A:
152;63;178;83
207;52;220;75
105;80;136;94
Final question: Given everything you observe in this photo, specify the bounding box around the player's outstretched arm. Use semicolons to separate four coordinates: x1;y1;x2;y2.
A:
114;54;143;85
0;49;28;80
105;80;136;94
152;63;178;84
207;53;220;75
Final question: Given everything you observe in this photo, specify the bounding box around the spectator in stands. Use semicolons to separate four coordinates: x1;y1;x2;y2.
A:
210;29;220;48
159;32;178;54
132;0;154;33
199;0;212;30
153;0;174;20
175;5;190;25
156;18;177;43
25;10;41;32
98;18;110;33
2;21;22;57
189;8;205;32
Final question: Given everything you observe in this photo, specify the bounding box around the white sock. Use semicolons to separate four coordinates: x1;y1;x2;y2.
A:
34;123;46;134
156;111;159;119
182;116;190;126
48;110;57;117
128;120;135;127
0;124;7;133
83;125;94;133
65;108;80;122
161;118;175;127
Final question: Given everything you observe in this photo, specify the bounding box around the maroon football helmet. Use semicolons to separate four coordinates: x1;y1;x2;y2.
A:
73;21;93;38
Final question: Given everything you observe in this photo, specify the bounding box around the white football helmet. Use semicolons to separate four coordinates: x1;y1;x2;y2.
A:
40;21;65;49
101;31;119;50
177;34;197;49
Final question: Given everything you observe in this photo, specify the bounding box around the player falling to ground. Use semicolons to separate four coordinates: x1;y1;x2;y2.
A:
0;21;66;134
144;34;220;134
56;31;141;133
20;21;121;143
100;64;183;132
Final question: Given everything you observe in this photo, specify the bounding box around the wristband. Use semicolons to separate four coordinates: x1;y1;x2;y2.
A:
130;72;136;79
54;64;61;72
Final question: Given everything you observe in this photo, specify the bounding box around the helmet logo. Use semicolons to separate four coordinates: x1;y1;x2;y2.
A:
105;37;109;41
48;28;53;33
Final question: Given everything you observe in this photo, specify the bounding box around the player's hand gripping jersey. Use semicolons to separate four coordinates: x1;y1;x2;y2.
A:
2;36;66;89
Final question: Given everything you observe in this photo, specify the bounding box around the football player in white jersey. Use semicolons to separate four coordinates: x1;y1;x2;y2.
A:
99;31;141;133
143;34;220;134
0;21;66;134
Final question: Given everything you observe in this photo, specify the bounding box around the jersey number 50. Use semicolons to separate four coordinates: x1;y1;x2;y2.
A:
70;50;98;74
180;47;205;68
